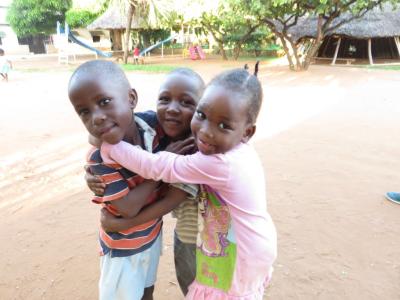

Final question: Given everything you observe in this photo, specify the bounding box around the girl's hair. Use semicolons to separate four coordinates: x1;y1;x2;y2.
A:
209;62;262;124
168;68;205;93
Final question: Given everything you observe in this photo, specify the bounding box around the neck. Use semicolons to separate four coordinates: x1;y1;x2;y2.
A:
124;121;143;147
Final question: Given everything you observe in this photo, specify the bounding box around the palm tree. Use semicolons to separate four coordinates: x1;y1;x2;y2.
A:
122;0;173;63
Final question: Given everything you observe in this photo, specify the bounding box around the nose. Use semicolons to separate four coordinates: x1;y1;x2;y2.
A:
166;100;180;114
93;109;106;126
199;120;213;138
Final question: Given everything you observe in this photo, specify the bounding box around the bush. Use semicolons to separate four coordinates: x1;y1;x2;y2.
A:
66;9;100;29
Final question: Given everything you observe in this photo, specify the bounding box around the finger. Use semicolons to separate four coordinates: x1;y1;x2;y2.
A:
86;174;104;184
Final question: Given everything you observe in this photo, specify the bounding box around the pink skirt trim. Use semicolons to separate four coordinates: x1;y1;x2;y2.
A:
185;281;265;300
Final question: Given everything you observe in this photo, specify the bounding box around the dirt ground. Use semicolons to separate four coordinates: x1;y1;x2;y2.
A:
0;55;399;300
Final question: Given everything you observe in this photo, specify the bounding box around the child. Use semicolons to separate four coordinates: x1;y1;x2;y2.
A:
133;45;140;64
68;60;195;300
99;66;278;299
0;48;12;82
86;68;205;295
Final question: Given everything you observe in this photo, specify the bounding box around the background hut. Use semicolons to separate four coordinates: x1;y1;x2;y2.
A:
287;4;400;65
88;3;142;51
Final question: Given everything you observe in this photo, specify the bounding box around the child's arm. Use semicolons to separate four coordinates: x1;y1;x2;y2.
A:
112;180;160;218
101;141;229;188
101;186;189;232
85;168;160;218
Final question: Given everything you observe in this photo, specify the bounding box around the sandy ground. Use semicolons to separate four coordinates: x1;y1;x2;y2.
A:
0;56;399;300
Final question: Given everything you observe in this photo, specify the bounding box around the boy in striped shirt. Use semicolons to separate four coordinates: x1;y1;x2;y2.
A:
68;60;195;300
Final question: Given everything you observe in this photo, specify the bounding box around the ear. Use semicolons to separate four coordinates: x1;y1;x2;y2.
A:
241;124;256;143
129;88;138;110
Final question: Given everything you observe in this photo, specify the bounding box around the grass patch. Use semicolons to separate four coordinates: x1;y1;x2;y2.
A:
121;64;179;73
362;65;400;71
236;56;280;62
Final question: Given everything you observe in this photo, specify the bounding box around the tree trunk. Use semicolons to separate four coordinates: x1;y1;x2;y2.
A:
278;35;295;71
123;3;135;64
286;38;302;71
302;16;324;70
233;44;242;60
219;42;228;60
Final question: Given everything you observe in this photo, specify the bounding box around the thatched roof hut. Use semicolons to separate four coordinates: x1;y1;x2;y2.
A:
282;4;400;64
87;4;142;31
87;3;144;51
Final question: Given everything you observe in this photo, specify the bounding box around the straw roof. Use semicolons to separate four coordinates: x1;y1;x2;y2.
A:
278;4;400;41
87;3;143;30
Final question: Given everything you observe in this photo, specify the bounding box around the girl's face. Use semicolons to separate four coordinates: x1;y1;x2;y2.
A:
191;85;255;155
69;77;137;145
157;74;201;141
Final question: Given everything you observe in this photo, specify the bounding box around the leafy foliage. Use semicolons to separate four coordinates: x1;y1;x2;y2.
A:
238;0;397;70
7;0;72;37
66;9;100;29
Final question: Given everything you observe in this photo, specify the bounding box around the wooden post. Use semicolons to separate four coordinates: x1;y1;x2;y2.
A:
368;38;373;65
394;36;400;57
161;41;164;58
331;37;341;65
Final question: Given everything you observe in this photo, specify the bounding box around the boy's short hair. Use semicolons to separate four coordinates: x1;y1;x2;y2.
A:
168;68;205;93
69;60;130;90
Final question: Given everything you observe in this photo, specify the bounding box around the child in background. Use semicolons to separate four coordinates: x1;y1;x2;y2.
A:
86;68;205;295
68;60;195;300
0;48;12;82
100;66;278;299
133;45;140;64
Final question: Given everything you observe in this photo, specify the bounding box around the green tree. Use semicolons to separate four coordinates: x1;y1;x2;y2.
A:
7;0;72;37
66;9;100;29
246;0;396;70
197;0;264;60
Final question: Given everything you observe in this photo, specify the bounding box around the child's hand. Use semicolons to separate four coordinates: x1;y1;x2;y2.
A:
165;137;197;155
84;165;105;196
100;208;126;232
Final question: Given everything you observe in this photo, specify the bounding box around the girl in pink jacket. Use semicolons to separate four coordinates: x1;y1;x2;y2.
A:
101;66;277;299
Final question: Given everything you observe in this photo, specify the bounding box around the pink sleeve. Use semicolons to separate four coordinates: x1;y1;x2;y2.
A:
101;141;229;189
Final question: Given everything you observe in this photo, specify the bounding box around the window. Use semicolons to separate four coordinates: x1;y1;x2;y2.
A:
92;35;100;43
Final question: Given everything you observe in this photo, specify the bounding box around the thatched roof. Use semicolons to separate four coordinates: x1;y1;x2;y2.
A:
87;3;143;30
278;3;400;41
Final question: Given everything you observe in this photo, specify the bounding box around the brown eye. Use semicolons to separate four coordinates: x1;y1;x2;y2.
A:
195;110;205;119
99;98;111;106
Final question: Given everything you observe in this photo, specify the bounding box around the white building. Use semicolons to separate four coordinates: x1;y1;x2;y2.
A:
0;0;30;54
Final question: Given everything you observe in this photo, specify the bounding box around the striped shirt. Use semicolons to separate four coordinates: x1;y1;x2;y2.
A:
171;184;199;244
87;111;170;257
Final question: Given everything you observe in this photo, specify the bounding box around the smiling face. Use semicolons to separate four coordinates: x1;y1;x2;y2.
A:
156;73;202;141
68;76;137;145
190;85;255;155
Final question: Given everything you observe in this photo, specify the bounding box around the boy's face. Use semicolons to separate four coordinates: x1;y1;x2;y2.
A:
157;74;200;141
190;85;255;155
69;77;137;145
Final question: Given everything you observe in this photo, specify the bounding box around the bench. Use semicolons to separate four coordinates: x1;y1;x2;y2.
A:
313;57;356;65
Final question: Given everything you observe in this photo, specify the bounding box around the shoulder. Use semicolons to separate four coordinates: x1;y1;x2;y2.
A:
135;110;158;127
86;147;102;163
